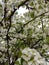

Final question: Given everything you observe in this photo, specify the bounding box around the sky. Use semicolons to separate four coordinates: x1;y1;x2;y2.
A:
17;6;28;16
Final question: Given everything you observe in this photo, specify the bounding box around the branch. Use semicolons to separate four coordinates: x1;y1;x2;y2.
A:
25;3;35;10
0;50;6;54
17;11;49;33
6;19;11;65
4;0;11;65
37;50;49;62
0;18;4;26
8;0;30;19
18;0;30;8
0;1;30;62
0;0;30;26
24;11;49;27
30;37;43;48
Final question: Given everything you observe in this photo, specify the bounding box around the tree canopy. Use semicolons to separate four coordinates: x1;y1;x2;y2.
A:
0;0;49;65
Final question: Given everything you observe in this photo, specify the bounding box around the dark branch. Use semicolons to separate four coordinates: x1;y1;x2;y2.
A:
0;50;6;54
24;11;49;27
30;37;43;48
6;18;11;65
0;18;4;26
0;0;30;26
17;11;49;33
37;50;49;62
18;0;30;8
25;3;35;10
8;0;30;19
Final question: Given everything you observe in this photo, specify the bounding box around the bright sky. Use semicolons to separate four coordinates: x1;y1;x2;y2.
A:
17;6;29;16
0;0;1;2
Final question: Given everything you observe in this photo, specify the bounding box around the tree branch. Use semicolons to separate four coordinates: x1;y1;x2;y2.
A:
17;11;49;33
0;50;6;54
0;0;30;26
37;50;49;62
0;18;3;26
6;18;11;65
24;11;49;27
8;0;30;19
30;37;43;48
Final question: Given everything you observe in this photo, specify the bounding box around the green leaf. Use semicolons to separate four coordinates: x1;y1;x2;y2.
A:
18;51;22;57
0;4;2;7
30;12;34;18
38;5;43;9
38;22;41;25
46;37;49;44
29;56;34;61
21;58;25;65
0;54;2;58
15;61;20;65
30;2;34;6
